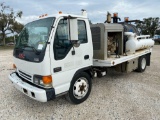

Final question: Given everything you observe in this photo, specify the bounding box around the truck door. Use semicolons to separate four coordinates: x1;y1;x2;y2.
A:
50;17;93;94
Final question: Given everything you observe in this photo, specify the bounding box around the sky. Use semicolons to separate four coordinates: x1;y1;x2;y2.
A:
2;0;160;24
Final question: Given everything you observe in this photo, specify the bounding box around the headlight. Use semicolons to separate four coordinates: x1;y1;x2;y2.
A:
33;75;52;88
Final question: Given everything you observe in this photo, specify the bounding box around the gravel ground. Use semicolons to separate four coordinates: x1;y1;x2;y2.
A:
0;46;160;120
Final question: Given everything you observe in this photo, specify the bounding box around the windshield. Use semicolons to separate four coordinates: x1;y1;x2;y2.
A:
13;17;55;63
15;17;55;51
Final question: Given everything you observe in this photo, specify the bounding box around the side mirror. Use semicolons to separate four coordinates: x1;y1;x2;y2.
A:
71;40;80;47
69;18;78;40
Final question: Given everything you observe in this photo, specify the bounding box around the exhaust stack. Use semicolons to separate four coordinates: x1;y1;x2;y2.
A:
81;9;87;17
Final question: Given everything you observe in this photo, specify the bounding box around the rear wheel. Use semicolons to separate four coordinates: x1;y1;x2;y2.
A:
66;72;92;104
136;56;147;72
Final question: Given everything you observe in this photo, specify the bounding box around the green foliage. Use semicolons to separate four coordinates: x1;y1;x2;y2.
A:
155;29;160;35
5;36;15;43
11;21;24;34
136;17;159;37
0;2;23;45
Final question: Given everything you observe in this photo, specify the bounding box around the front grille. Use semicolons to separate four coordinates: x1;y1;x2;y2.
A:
18;70;32;81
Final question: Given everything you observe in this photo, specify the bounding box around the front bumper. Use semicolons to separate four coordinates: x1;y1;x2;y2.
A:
8;72;55;102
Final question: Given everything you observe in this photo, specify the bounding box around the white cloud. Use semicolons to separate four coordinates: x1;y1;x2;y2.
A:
78;2;89;6
109;0;159;20
16;15;38;24
5;0;160;24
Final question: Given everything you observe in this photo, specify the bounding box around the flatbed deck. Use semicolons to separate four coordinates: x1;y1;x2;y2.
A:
93;48;152;67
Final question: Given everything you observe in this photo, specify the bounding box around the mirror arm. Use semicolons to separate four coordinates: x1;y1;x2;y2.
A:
70;40;80;48
69;40;75;55
68;17;71;40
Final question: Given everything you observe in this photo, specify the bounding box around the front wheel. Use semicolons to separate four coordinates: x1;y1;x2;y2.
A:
136;56;147;72
66;72;92;104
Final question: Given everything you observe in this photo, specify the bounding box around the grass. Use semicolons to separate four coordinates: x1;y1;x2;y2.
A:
0;45;15;50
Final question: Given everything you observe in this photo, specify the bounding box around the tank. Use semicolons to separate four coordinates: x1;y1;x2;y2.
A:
125;32;154;53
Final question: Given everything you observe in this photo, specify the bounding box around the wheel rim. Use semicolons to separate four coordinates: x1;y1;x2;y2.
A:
141;58;146;70
73;77;89;99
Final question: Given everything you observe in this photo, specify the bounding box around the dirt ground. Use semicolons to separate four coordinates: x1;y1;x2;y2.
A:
0;46;160;120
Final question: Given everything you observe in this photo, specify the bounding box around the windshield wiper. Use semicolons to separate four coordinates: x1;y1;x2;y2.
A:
23;45;41;55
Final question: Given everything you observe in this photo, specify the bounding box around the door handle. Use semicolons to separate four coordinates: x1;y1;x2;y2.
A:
84;55;89;60
54;67;62;73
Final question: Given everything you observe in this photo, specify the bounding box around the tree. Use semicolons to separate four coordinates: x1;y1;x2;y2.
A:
136;17;159;37
155;29;160;35
10;21;24;43
11;21;24;34
0;2;23;45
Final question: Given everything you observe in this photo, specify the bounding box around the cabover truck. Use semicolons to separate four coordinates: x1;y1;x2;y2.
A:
8;10;154;104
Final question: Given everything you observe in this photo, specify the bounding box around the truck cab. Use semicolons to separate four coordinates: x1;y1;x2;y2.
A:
9;12;93;104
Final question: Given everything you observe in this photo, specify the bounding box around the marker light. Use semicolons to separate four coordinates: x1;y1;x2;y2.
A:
124;17;129;22
13;64;16;69
59;11;62;14
113;13;118;17
39;14;48;18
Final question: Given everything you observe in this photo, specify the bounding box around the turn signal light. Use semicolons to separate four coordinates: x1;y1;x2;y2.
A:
42;75;52;84
13;64;16;69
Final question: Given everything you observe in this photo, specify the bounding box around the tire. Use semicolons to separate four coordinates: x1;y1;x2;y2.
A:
65;72;92;104
136;56;147;72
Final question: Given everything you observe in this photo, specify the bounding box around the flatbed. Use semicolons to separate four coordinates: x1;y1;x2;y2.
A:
93;48;152;67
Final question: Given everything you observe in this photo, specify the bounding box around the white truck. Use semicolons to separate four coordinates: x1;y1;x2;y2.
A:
8;10;154;104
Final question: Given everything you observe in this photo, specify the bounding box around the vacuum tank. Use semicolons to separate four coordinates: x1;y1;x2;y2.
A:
125;32;154;53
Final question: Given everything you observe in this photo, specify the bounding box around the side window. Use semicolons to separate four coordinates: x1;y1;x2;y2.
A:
53;19;72;60
78;20;88;43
